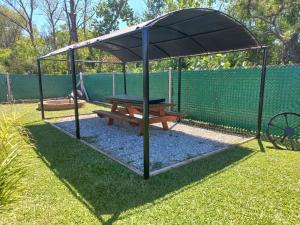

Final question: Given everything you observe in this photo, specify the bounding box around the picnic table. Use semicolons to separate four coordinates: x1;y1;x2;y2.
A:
93;95;183;135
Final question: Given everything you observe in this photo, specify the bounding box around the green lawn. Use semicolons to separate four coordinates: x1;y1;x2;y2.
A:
0;103;299;225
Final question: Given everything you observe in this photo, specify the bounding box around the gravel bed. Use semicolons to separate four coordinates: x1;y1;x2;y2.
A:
51;114;249;173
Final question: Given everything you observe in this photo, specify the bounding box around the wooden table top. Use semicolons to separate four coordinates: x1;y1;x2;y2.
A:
106;95;165;105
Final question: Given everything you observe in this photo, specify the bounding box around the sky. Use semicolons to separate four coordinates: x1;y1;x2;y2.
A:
34;0;146;33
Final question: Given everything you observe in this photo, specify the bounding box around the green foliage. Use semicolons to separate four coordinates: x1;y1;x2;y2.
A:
164;0;201;11
0;6;22;49
227;0;300;64
0;0;299;74
6;38;40;74
0;48;12;72
92;0;135;35
144;0;166;20
0;110;32;211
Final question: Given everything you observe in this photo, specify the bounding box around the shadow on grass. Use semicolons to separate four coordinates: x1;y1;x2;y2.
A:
27;122;256;225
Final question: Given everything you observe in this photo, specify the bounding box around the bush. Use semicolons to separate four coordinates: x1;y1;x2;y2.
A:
0;111;32;211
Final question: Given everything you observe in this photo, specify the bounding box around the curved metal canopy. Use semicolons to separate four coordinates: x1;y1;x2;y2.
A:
40;8;262;62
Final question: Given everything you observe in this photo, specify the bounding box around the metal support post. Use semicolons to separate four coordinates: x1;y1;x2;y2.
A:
177;57;182;113
37;59;45;119
256;48;268;138
70;49;80;139
142;28;150;179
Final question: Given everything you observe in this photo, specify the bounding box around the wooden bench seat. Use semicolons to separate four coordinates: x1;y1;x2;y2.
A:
93;110;141;124
165;111;186;118
93;109;184;135
149;110;185;119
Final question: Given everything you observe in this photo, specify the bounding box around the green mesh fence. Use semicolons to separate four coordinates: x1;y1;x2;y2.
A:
0;65;299;133
126;72;169;99
84;73;124;101
176;68;262;131
0;74;7;102
42;75;72;98
173;66;300;132
10;75;39;100
262;66;300;133
10;75;72;100
84;72;169;101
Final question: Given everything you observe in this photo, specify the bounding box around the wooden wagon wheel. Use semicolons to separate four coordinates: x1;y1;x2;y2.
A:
266;112;300;150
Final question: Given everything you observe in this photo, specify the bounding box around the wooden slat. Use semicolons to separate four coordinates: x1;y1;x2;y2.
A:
93;110;141;124
165;111;186;118
149;115;178;124
107;95;165;105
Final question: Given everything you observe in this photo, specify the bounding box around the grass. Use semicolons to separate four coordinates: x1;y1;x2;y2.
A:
0;111;32;211
0;102;299;224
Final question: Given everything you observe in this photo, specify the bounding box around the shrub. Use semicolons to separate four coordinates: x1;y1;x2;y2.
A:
0;111;32;211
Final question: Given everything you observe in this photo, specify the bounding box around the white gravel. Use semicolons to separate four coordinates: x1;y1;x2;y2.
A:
52;114;248;172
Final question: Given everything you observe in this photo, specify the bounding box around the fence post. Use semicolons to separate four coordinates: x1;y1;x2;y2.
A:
168;67;172;110
5;72;13;102
112;71;116;96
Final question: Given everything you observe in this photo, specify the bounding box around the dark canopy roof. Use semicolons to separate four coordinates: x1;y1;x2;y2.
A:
40;8;262;62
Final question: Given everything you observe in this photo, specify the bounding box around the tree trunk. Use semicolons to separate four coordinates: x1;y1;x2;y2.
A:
68;0;78;44
51;24;57;48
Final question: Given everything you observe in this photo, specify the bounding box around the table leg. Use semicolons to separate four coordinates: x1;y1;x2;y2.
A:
108;102;118;125
159;107;168;130
127;105;138;127
139;121;144;136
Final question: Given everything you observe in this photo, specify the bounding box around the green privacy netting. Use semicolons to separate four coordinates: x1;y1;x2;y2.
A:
9;75;72;100
126;72;169;100
84;73;124;100
177;69;262;131
0;65;299;133
83;72;169;101
0;74;7;102
175;66;300;131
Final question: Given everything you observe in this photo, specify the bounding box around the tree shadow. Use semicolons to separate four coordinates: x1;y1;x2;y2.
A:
26;122;256;225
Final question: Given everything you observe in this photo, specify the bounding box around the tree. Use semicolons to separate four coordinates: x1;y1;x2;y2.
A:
163;0;201;12
81;0;93;38
92;0;135;35
6;37;41;73
40;0;63;49
143;0;166;20
63;0;93;44
0;0;38;51
63;0;78;43
228;0;300;64
0;6;22;48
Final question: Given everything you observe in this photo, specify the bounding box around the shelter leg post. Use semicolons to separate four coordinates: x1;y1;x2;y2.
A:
112;71;116;96
256;48;268;138
142;28;150;179
168;67;172;111
37;59;45;120
70;49;81;139
123;63;127;95
177;57;182;114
